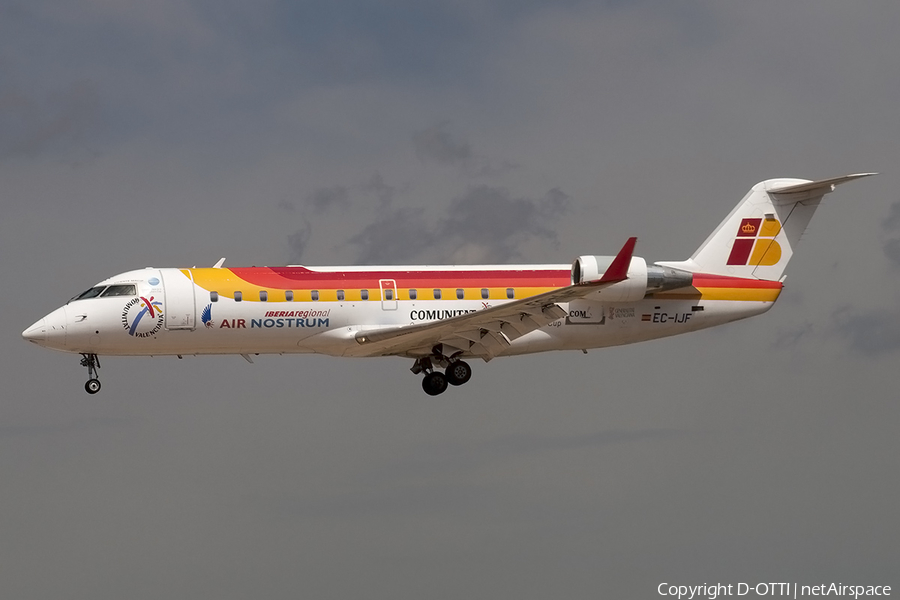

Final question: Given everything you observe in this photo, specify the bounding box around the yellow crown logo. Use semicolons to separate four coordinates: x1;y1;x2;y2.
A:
741;222;756;234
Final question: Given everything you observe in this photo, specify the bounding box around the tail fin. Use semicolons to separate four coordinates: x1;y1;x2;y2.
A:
657;173;875;281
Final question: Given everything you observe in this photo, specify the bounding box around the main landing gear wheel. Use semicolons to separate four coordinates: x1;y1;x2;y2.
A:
422;371;449;396
445;361;472;386
80;353;102;395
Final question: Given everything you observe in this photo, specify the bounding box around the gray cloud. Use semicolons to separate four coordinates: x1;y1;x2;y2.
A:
412;121;472;166
834;307;900;357
360;171;397;207
287;220;313;263
270;428;687;520
307;185;350;213
884;238;900;268
345;185;570;264
881;202;900;267
0;80;99;158
412;121;516;177
438;185;570;262
771;322;815;350
882;201;900;232
346;207;434;264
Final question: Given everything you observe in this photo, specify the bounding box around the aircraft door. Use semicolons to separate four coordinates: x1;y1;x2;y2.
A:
161;269;196;330
379;279;398;310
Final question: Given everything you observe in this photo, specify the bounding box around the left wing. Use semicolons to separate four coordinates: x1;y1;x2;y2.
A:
353;238;637;360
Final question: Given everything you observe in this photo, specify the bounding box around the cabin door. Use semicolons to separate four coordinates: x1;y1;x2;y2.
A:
379;279;398;311
161;269;197;330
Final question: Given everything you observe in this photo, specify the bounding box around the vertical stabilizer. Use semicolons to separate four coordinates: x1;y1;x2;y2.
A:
656;173;875;281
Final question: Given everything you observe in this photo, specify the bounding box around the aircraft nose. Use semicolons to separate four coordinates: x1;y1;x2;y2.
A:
22;318;47;343
22;306;68;348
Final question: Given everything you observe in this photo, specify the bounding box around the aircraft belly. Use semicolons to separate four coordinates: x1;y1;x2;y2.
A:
503;299;776;356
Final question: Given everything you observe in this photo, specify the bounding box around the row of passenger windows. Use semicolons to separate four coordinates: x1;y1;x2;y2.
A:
209;288;519;302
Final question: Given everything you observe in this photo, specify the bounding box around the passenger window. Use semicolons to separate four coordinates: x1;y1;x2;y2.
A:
409;289;417;300
259;290;268;302
456;289;464;300
385;289;393;300
311;290;319;301
433;289;441;300
234;291;242;302
285;290;294;302
337;290;345;301
507;288;515;299
361;289;369;300
210;291;219;302
100;284;136;297
481;288;489;299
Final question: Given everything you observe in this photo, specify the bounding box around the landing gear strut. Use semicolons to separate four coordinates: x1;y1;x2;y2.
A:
80;353;101;394
411;346;473;395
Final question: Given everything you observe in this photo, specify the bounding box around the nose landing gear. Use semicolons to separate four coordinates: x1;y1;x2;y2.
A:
80;353;101;394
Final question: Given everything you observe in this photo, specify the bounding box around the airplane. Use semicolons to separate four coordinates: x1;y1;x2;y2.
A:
22;173;874;396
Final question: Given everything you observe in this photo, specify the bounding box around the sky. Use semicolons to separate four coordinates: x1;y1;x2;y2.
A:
2;1;898;598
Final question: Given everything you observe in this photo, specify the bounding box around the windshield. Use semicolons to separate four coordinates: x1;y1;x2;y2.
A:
100;284;136;297
69;284;137;302
71;286;106;301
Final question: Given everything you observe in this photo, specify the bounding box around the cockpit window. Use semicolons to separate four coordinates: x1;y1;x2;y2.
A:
72;286;106;301
100;284;136;297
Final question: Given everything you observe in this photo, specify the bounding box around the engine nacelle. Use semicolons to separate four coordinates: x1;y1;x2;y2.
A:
571;255;649;303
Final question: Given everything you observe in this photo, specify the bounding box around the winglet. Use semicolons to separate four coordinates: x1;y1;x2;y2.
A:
597;237;637;283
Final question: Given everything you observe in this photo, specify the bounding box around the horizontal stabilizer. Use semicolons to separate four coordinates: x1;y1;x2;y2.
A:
766;173;876;196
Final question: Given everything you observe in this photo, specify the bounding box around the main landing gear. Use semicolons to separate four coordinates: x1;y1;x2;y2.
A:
411;346;473;396
80;353;101;394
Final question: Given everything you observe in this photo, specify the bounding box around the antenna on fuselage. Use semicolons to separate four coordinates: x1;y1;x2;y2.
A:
212;258;226;269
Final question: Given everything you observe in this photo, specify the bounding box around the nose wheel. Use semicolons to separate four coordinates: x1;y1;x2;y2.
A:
80;353;102;395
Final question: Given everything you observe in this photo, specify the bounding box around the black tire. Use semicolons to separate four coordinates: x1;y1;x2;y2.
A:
422;372;448;396
445;361;472;386
85;379;101;394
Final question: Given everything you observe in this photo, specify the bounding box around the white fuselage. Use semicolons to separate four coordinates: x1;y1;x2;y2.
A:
24;266;778;360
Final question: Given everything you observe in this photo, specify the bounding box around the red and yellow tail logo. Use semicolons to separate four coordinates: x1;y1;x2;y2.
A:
726;217;782;266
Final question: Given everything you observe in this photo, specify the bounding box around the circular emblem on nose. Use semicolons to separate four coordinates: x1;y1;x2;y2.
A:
148;277;160;286
122;296;164;338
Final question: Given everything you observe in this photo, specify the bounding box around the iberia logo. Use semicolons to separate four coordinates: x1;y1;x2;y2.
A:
121;296;164;338
201;304;214;328
726;217;782;266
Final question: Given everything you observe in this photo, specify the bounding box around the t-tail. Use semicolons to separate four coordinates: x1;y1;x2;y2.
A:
657;173;876;281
